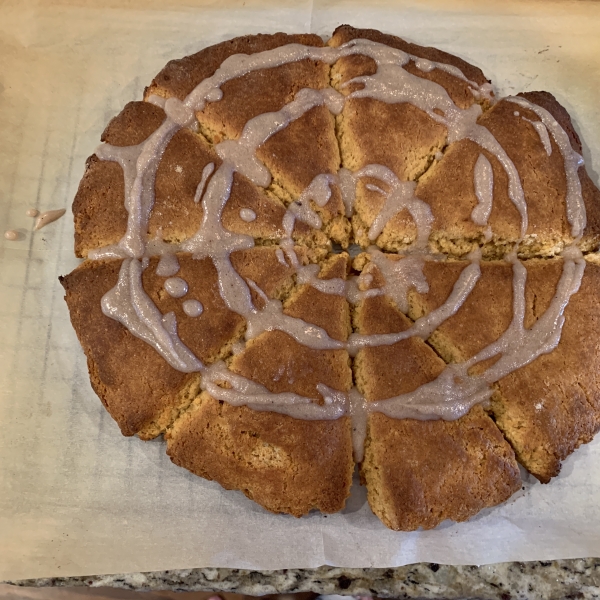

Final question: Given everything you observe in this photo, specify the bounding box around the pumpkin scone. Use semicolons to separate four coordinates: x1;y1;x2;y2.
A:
61;26;600;530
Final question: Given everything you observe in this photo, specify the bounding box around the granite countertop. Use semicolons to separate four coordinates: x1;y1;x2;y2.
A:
6;560;600;600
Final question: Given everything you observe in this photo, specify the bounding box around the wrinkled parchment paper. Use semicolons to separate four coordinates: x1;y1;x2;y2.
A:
2;0;600;581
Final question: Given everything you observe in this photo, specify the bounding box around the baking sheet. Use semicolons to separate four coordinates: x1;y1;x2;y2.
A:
2;0;600;581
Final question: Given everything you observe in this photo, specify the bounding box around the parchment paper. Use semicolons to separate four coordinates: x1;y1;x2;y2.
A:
2;0;600;581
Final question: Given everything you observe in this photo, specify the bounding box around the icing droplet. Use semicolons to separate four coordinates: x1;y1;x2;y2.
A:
205;88;223;102
414;57;435;72
34;209;66;231
183;299;204;317
156;253;180;277
239;208;257;222
4;230;19;241
26;208;39;217
514;111;520;117
164;277;188;298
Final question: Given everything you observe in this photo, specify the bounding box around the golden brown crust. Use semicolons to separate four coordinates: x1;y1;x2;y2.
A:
73;100;323;257
229;331;351;401
493;260;600;482
517;91;600;253
338;98;447;180
60;258;197;438
408;258;600;482
478;99;591;251
194;58;329;142
362;406;521;531
409;260;514;363
192;36;346;243
353;265;520;527
147;33;347;242
73;157;129;258
328;26;492;253
416;138;522;256
329;25;490;87
354;294;446;400
74;102;166;257
147;33;326;101
60;252;274;438
283;253;351;342
258;106;341;199
370;93;600;257
229;253;353;399
101;101;166;146
166;393;354;517
165;251;354;517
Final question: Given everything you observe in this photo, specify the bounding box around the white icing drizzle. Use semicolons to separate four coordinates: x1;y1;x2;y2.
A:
349;388;369;461
413;55;488;92
361;273;373;286
231;341;246;355
239;208;257;222
94;123;179;259
183;299;204;317
147;94;167;108
164;277;188;298
275;248;288;266
101;259;202;372
156;253;180;277
508;96;585;238
244;280;344;350
164;97;196;128
367;247;428;313
338;168;357;216
291;173;337;229
296;263;347;296
360;249;583;432
522;116;553;156
347;252;481;355
357;165;433;245
194;162;215;203
472;153;494;226
34;208;66;231
88;37;590;463
201;361;345;420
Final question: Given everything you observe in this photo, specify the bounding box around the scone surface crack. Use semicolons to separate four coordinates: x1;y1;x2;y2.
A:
60;25;600;530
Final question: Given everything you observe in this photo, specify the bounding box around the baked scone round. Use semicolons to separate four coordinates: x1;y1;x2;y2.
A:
60;25;600;530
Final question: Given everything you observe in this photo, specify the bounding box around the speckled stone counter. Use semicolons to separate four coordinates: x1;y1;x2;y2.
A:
6;560;600;600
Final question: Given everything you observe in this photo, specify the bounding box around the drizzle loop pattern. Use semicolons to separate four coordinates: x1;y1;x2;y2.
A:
90;38;587;460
